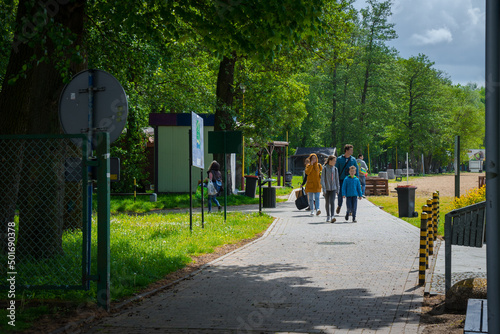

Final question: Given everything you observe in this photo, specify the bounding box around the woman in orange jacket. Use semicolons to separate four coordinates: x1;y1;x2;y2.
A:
305;153;322;216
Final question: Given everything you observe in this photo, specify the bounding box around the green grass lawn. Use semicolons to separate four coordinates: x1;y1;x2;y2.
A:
107;192;260;213
105;175;304;213
367;195;455;236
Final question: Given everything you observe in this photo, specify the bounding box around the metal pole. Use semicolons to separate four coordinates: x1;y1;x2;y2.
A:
367;143;371;173
201;169;204;228
445;214;452;294
224;131;227;222
189;129;192;232
96;132;110;311
286;131;289;171
154;126;159;193
422;153;425;176
242;136;245;190
455;136;460;198
396;146;398;170
86;70;94;290
258;150;262;215
485;1;500;331
406;152;409;184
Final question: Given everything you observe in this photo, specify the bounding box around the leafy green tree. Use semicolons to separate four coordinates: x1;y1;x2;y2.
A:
0;0;87;257
0;0;17;84
351;0;397;153
302;0;357;148
386;54;451;170
185;0;328;132
110;106;150;193
447;84;485;164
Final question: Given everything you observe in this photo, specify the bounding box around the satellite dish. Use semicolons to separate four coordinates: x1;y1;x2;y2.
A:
59;69;128;146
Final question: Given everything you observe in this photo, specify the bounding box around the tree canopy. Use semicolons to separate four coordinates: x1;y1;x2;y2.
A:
0;0;485;175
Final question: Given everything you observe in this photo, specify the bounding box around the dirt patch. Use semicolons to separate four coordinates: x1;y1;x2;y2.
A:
390;172;484;197
420;294;466;333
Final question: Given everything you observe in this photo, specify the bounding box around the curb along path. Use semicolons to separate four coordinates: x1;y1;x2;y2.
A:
83;199;424;333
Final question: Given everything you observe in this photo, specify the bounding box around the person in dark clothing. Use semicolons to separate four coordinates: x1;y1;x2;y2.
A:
207;160;222;213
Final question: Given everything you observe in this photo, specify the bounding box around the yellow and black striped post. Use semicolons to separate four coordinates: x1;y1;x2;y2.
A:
134;177;137;202
426;199;434;256
431;194;438;255
423;203;432;268
433;191;439;237
419;211;429;285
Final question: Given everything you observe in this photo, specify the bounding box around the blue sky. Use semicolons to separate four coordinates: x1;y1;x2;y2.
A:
354;0;486;86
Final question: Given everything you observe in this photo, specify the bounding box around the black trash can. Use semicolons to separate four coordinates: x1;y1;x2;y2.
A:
396;186;418;217
244;175;258;198
285;172;293;183
262;187;276;208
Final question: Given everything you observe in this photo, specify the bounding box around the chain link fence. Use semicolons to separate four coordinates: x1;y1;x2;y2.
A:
0;134;89;289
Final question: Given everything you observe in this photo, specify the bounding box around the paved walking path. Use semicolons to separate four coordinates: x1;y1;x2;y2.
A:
84;199;424;333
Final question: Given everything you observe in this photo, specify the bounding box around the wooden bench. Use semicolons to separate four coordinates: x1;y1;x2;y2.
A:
464;299;488;333
395;169;415;181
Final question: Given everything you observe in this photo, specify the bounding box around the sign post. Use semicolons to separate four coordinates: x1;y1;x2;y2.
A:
208;131;242;222
190;112;204;231
59;69;128;310
485;2;500;331
455;136;460;198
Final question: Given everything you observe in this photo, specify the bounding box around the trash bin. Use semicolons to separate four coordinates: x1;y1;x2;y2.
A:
285;172;293;183
262;187;276;208
396;186;418;217
244;175;259;198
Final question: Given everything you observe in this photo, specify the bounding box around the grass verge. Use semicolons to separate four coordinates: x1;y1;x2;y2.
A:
367;195;455;236
106;175;304;214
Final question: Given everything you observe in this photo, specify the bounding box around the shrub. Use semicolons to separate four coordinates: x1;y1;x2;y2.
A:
452;185;486;209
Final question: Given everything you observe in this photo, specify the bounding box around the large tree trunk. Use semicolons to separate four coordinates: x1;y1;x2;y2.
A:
214;54;237;192
330;60;338;147
214;54;237;132
340;65;350;146
0;0;86;258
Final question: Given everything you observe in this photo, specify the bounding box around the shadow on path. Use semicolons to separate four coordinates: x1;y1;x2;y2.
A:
85;262;420;333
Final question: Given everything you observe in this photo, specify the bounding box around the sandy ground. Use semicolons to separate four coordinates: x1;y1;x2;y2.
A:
390;172;485;197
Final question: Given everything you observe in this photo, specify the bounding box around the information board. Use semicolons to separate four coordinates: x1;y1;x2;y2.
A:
191;112;204;168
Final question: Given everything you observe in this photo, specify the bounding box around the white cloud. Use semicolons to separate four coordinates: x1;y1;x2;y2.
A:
354;0;485;85
467;7;482;26
411;28;453;45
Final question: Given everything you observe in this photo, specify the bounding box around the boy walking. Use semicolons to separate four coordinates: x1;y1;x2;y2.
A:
342;165;363;222
335;144;359;214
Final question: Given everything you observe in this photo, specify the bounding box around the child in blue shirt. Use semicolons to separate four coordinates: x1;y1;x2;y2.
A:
342;165;363;222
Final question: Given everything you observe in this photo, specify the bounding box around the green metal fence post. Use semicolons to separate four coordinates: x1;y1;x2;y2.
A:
96;132;110;311
455;135;460;198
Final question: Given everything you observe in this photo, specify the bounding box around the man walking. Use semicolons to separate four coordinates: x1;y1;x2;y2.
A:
335;144;359;214
357;154;369;197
